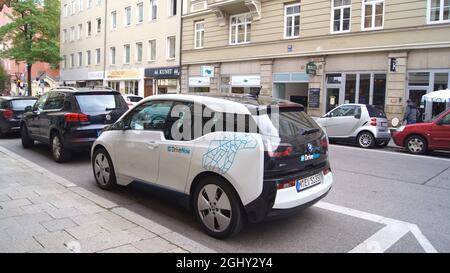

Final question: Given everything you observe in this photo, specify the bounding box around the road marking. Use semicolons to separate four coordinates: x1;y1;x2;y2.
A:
315;201;438;253
330;144;450;162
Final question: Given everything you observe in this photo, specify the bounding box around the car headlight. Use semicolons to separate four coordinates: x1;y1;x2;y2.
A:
397;125;406;132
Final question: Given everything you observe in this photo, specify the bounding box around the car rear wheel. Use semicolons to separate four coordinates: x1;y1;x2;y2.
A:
405;135;427;155
51;133;72;163
193;176;245;239
357;132;375;149
92;148;117;190
21;125;34;148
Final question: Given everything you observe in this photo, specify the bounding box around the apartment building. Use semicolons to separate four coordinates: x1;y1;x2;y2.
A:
60;0;182;96
181;0;450;122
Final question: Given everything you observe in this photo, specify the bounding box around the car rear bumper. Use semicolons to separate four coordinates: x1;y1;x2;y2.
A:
0;120;20;133
63;124;107;149
374;130;391;141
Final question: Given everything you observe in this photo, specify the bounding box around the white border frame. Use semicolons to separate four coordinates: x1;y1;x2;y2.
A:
284;2;301;39
135;42;144;63
330;0;352;34
123;44;131;64
229;12;252;45
194;20;205;49
427;0;450;24
148;39;157;62
166;35;177;60
361;0;385;31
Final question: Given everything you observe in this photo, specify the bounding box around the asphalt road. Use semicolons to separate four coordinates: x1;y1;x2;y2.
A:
1;134;449;253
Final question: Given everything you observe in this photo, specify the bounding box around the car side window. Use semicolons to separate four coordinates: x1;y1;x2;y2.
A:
331;106;356;117
44;92;65;111
34;93;50;111
127;101;173;131
0;99;7;109
441;113;450;125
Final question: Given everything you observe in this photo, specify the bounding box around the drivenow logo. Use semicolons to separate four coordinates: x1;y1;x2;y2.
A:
300;143;320;162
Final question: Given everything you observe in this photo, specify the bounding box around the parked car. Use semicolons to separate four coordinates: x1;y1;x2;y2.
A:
392;108;450;154
122;94;143;108
20;87;129;162
316;104;391;148
91;93;333;238
0;96;37;137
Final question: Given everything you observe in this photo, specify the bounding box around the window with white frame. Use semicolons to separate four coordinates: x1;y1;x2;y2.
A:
70;54;74;68
110;47;116;65
111;11;117;29
136;42;143;62
230;13;252;45
331;0;351;33
167;36;176;60
77;52;83;67
71;1;76;14
362;0;384;30
95;48;101;64
63;4;68;17
149;39;156;61
125;6;132;26
150;0;157;20
96;18;102;34
78;0;83;12
194;20;205;49
77;24;82;40
137;3;144;23
169;0;177;16
124;44;131;64
428;0;450;23
285;3;301;38
87;0;93;9
97;0;101;6
70;27;75;42
62;55;67;69
62;29;67;43
86;50;91;66
87;21;92;36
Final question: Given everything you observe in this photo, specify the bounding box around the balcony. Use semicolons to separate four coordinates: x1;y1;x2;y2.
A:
207;0;261;26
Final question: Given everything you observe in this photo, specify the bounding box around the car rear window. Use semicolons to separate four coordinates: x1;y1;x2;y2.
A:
366;105;387;118
11;99;37;110
75;94;121;113
128;96;143;103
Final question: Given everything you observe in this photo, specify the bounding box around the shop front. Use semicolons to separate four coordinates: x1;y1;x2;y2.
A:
189;77;210;92
144;66;180;95
273;72;310;106
105;70;142;96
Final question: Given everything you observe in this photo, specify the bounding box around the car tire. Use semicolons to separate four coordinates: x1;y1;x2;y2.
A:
21;125;34;149
357;132;375;149
405;135;428;155
51;133;72;163
92;148;117;190
193;176;245;239
376;140;389;148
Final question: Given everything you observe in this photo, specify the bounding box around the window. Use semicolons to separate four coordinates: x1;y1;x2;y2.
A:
97;0;101;6
230;13;252;45
428;0;450;23
77;52;83;67
78;0;83;12
136;42;143;63
96;18;102;34
148;39;156;61
149;0;157;20
167;36;176;60
169;0;177;16
331;0;351;33
70;27;75;42
362;0;384;30
126;101;173;131
34;93;50;111
87;21;92;36
330;105;358;117
87;0;92;9
441;113;450;125
137;2;144;23
124;44;131;64
63;29;67;43
111;11;117;29
70;54;75;68
285;3;301;38
373;74;386;109
62;55;67;69
86;50;91;66
194;21;205;49
125;6;132;26
77;24;82;40
64;5;68;16
110;47;116;65
44;92;65;111
95;48;101;64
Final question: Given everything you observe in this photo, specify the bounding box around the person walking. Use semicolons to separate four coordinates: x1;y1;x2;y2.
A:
403;99;418;125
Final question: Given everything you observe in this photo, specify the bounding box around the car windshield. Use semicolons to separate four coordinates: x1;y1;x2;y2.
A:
75;94;119;113
11;99;37;110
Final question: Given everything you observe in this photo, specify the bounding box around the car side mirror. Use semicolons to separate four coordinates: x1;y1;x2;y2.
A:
113;120;130;130
323;113;332;118
25;105;32;112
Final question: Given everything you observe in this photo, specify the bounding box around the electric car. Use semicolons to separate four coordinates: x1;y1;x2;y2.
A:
91;93;333;238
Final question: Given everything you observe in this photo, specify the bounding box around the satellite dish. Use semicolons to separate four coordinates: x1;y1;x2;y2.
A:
391;118;400;127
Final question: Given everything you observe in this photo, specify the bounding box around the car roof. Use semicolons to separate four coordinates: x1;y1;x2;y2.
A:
50;87;120;94
0;96;37;100
142;93;303;115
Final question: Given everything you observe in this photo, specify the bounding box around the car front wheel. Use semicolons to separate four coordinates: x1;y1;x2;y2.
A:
92;148;117;190
193;176;245;239
21;125;34;148
405;135;427;155
357;132;375;149
51;133;72;163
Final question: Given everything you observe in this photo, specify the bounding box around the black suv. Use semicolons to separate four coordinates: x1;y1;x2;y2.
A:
0;96;38;137
20;87;129;162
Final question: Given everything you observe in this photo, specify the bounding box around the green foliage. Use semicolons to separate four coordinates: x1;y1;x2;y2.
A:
0;65;8;93
0;0;61;66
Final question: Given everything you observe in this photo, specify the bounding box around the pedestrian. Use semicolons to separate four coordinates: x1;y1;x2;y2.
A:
403;99;418;125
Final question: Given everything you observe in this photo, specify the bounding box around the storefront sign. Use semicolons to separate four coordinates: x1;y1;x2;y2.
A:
107;70;140;79
306;62;317;75
88;71;104;80
231;75;261;86
308;88;321;108
145;67;180;79
390;58;397;72
189;77;210;87
201;66;215;77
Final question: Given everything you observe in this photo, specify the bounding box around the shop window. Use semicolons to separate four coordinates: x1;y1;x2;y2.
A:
230;13;252;45
345;74;356;103
358;74;371;105
362;0;384;30
189;87;209;93
408;72;430;86
327;74;342;84
434;73;449;90
231;87;260;94
373;74;386;109
332;0;351;33
428;0;450;24
284;3;301;38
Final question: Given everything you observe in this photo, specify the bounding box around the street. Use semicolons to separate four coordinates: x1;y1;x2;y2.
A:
1;135;449;253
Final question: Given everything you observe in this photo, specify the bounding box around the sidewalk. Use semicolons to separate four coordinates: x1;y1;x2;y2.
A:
0;146;214;253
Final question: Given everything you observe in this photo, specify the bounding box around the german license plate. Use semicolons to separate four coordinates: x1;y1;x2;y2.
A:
296;174;321;192
381;122;388;127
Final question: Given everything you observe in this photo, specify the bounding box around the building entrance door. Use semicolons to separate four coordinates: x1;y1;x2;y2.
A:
326;88;340;113
144;80;154;97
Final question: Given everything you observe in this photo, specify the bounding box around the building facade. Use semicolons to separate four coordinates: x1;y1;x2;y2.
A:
181;0;450;122
60;0;182;97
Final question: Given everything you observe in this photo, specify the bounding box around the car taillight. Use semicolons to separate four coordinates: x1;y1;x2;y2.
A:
268;146;293;158
1;109;13;120
323;167;332;176
277;180;296;190
127;102;133;107
320;136;329;153
370;117;377;126
65;113;89;122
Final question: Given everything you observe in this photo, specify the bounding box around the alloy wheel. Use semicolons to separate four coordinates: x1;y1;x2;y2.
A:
197;184;232;233
359;133;373;148
52;136;62;160
94;153;111;185
408;138;424;153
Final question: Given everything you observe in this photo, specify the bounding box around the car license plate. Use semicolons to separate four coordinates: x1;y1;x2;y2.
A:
381;122;388;127
296;174;321;192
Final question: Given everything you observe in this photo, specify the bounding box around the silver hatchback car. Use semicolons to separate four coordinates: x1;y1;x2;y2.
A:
316;104;391;148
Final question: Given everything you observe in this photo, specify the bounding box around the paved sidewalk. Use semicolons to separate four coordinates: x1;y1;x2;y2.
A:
0;146;214;253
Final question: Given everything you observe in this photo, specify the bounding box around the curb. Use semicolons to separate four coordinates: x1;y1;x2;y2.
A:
0;146;215;253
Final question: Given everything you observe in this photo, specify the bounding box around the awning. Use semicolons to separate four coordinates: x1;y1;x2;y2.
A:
421;89;450;103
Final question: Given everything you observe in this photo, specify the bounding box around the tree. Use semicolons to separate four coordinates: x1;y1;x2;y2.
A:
0;65;8;94
0;0;60;96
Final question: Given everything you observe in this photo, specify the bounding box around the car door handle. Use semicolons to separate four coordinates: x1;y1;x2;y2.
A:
147;141;159;149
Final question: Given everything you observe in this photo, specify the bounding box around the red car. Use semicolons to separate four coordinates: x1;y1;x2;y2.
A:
393;109;450;154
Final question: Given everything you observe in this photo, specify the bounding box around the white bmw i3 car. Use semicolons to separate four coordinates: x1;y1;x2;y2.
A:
91;93;333;238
